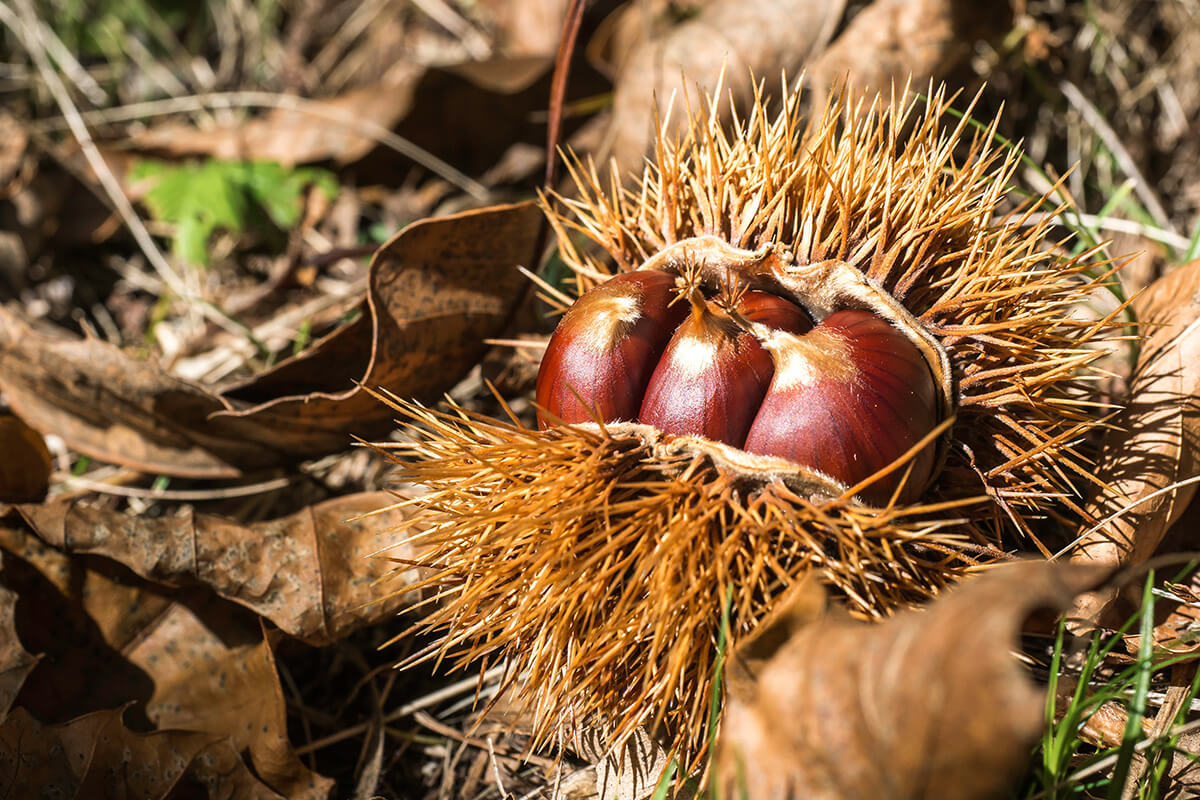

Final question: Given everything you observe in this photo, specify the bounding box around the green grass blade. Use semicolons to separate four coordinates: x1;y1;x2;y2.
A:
652;759;678;800
1184;215;1200;264
1106;573;1156;799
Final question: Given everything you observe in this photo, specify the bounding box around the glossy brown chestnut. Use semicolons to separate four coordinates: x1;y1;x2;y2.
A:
536;270;686;428
635;290;814;446
743;309;939;504
735;290;814;335
635;299;769;447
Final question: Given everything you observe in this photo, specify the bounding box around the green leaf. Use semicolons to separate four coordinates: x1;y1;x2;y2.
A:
131;158;337;266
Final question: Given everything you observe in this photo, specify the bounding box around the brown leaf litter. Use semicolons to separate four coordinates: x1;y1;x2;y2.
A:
15;491;415;645
123;0;562;168
602;0;846;172
599;0;1012;173
0;520;333;798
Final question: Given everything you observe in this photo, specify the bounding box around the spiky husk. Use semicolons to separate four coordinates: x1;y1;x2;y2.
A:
380;81;1122;766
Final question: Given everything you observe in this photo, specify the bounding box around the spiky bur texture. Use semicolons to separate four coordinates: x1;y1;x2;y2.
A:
378;82;1124;767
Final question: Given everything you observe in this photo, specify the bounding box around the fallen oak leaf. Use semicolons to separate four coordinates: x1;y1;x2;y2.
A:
17;491;419;646
717;561;1106;800
1069;259;1200;625
0;521;176;725
125;605;333;800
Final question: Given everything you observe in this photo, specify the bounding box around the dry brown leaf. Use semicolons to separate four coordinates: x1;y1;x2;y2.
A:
1069;260;1200;624
127;605;331;800
0;521;333;798
604;0;846;172
718;561;1104;800
447;54;555;95
477;0;569;60
0;707;286;799
0;414;51;502
0;309;266;478
0;201;541;475
213;200;542;457
805;0;1013;102
1167;725;1200;793
0;521;180;723
17;491;417;646
0;578;36;723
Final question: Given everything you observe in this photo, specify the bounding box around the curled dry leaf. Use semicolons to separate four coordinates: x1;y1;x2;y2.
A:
604;0;845;171
0;414;51;503
17;491;418;646
0;520;333;798
805;0;1013;103
718;561;1105;800
0;201;540;475
215;200;542;457
127;605;332;800
1069;260;1200;624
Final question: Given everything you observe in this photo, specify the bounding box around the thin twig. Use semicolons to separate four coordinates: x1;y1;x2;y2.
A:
2;0;187;301
27;12;106;103
55;473;294;501
414;711;556;770
1054;473;1200;560
1062;717;1200;786
483;338;548;350
486;737;510;797
544;0;587;193
25;90;491;201
505;0;588;328
410;0;491;61
295;664;510;755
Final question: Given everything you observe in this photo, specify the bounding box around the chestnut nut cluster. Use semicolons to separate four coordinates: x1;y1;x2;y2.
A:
535;267;940;505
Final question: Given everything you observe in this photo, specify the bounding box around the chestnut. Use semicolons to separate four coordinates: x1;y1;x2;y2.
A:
743;309;939;504
637;289;813;447
735;290;814;335
535;270;686;428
